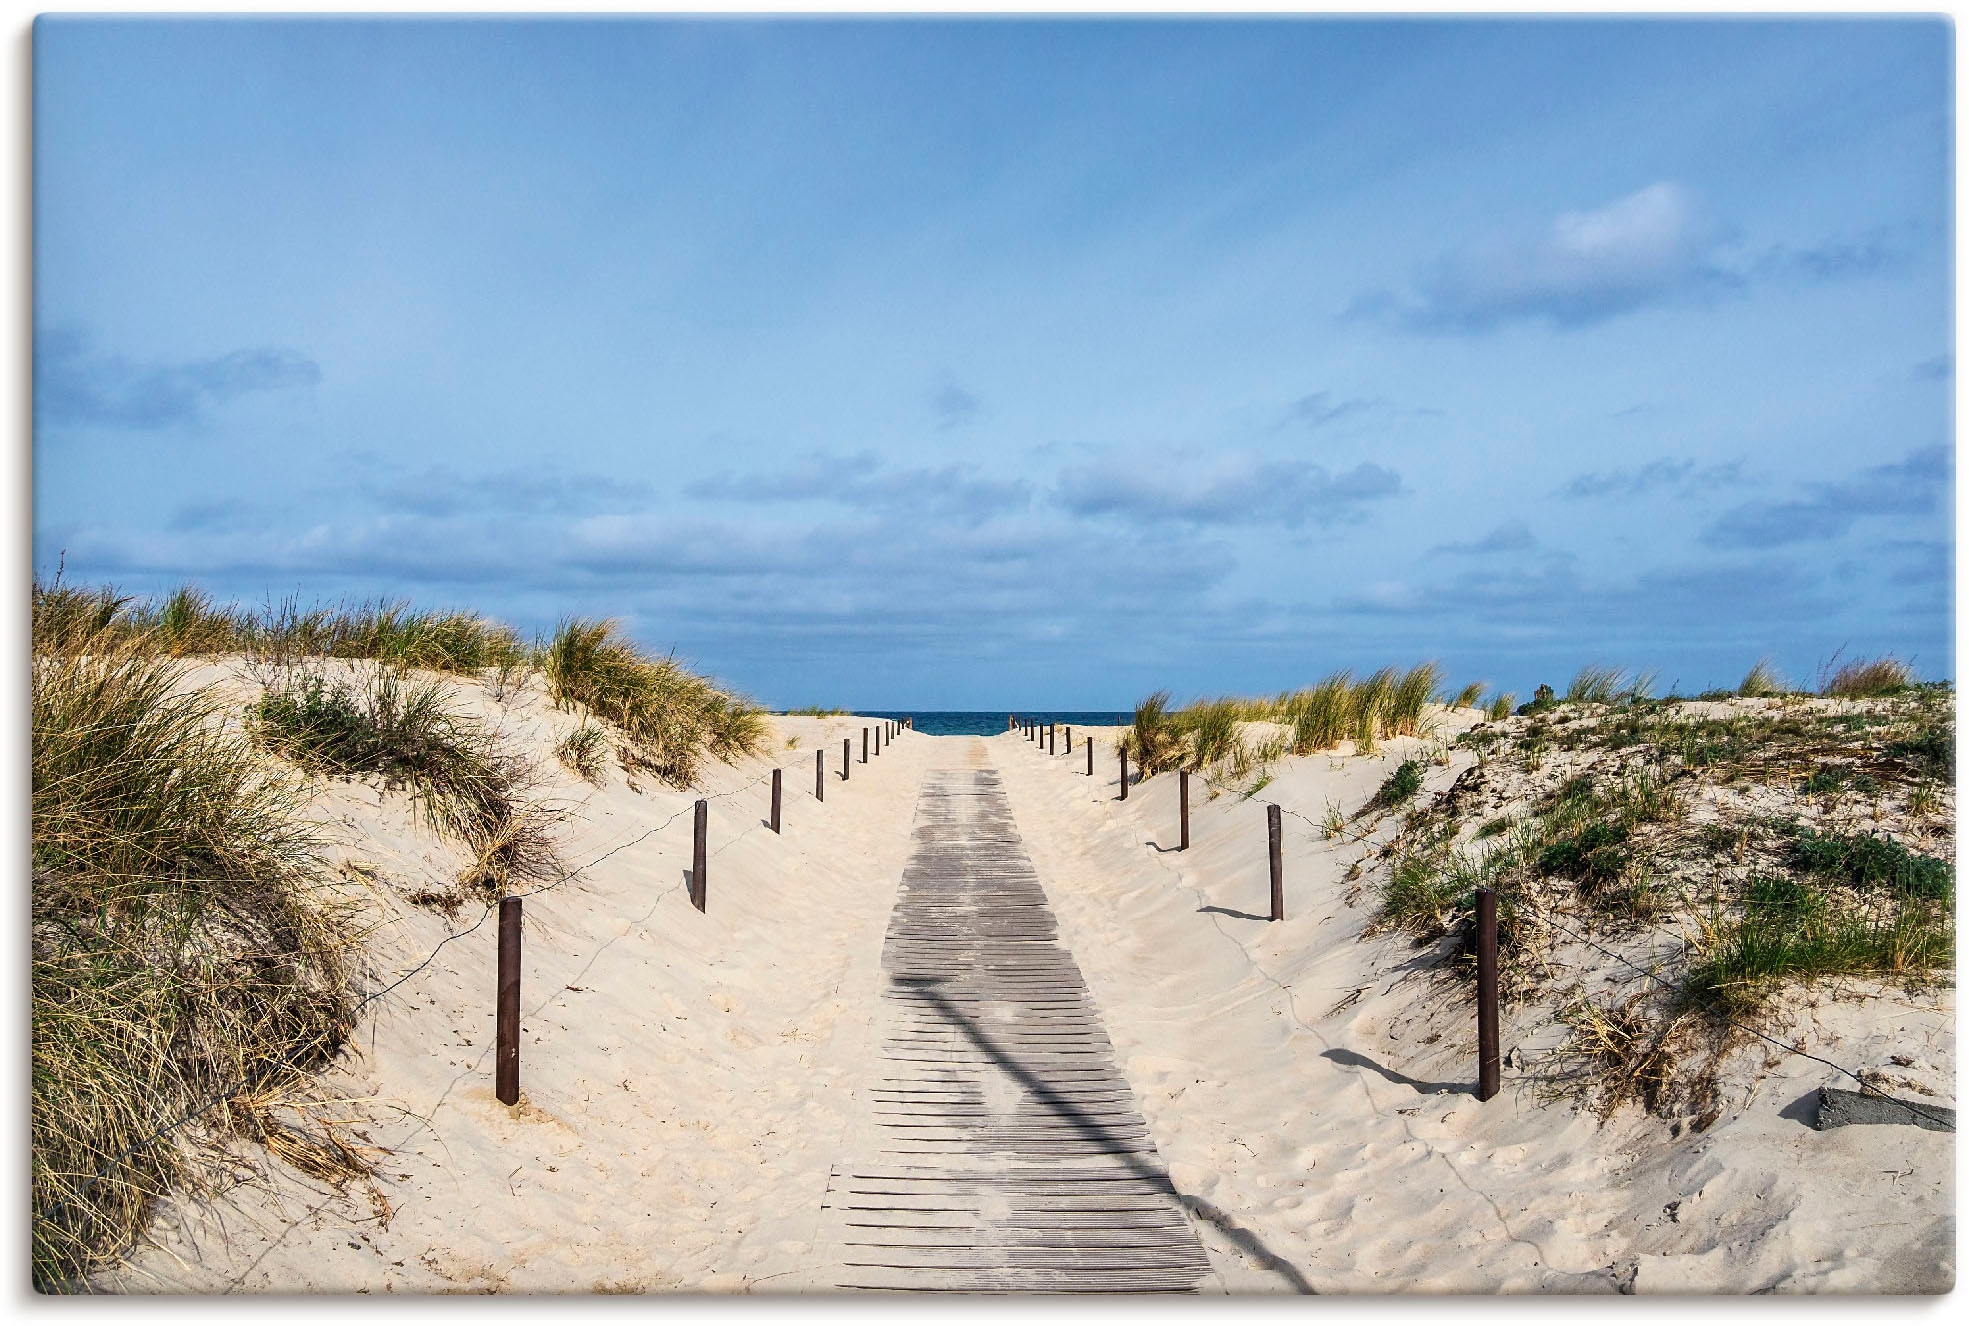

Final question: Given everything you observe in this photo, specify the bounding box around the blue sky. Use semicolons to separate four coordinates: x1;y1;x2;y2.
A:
32;16;1954;709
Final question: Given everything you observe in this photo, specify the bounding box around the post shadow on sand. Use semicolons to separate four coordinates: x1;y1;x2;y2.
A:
893;974;1317;1294
1196;903;1271;922
1321;1046;1473;1098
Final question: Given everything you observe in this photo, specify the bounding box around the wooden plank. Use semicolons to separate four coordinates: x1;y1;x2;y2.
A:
816;768;1211;1293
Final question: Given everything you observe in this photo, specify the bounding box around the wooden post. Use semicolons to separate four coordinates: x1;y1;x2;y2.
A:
1119;744;1128;800
862;727;869;763
816;748;824;803
1086;738;1093;776
691;799;708;912
843;737;851;780
1268;803;1284;921
1477;888;1501;1101
1066;725;1073;753
770;768;782;834
1180;769;1190;850
496;895;521;1105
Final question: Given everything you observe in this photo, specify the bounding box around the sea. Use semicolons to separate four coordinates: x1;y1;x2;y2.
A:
859;711;1133;737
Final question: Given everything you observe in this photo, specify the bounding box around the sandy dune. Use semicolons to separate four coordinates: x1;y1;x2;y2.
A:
104;691;1952;1293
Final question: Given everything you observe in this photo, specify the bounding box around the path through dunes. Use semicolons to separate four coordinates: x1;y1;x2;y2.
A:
813;763;1213;1291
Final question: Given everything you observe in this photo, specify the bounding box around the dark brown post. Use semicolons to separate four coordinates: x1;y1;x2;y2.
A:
1086;738;1094;776
691;799;708;912
1066;725;1073;753
1180;769;1190;850
496;895;521;1105
1119;744;1129;800
1050;723;1056;754
1477;888;1501;1101
843;737;851;779
1267;803;1284;921
816;748;824;802
862;727;868;763
770;768;782;833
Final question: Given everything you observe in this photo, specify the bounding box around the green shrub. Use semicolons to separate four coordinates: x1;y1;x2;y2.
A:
1366;759;1425;813
1888;726;1954;781
1791;827;1952;901
1537;820;1631;888
1518;683;1557;715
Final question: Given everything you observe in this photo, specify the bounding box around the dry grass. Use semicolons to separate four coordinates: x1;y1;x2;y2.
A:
42;574;528;677
1128;663;1445;783
555;724;610;785
543;618;767;787
1823;655;1913;698
1737;657;1786;697
31;604;360;1288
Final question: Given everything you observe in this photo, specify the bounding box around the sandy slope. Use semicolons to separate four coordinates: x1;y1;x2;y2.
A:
102;692;1952;1293
990;722;1954;1294
106;668;930;1293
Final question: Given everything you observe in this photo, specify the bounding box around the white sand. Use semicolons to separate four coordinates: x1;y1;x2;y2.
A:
104;694;1953;1293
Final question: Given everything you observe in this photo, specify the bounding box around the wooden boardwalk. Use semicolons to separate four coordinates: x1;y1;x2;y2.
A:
818;768;1211;1292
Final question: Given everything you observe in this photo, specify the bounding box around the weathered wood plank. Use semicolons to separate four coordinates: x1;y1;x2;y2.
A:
818;768;1210;1293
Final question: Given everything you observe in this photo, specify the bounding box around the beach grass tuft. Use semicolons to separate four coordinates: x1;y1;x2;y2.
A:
1822;655;1913;698
249;664;561;896
31;596;359;1288
543;618;766;786
1737;657;1786;697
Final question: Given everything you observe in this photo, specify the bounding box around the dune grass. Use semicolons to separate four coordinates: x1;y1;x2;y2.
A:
248;665;560;896
1822;655;1913;698
1124;663;1445;782
32;612;358;1288
543;618;767;787
37;575;531;675
40;576;769;792
555;723;610;786
1737;657;1786;697
1566;664;1657;705
1684;875;1952;1018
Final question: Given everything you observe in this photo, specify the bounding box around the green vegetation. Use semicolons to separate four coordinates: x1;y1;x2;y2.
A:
32;605;358;1288
780;705;847;717
1364;759;1425;814
1517;683;1557;715
1485;691;1515;722
1372;665;1954;1118
542;618;767;787
1790;826;1952;901
1126;663;1445;783
249;667;559;896
1685;875;1951;1018
1451;681;1485;709
37;577;528;675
